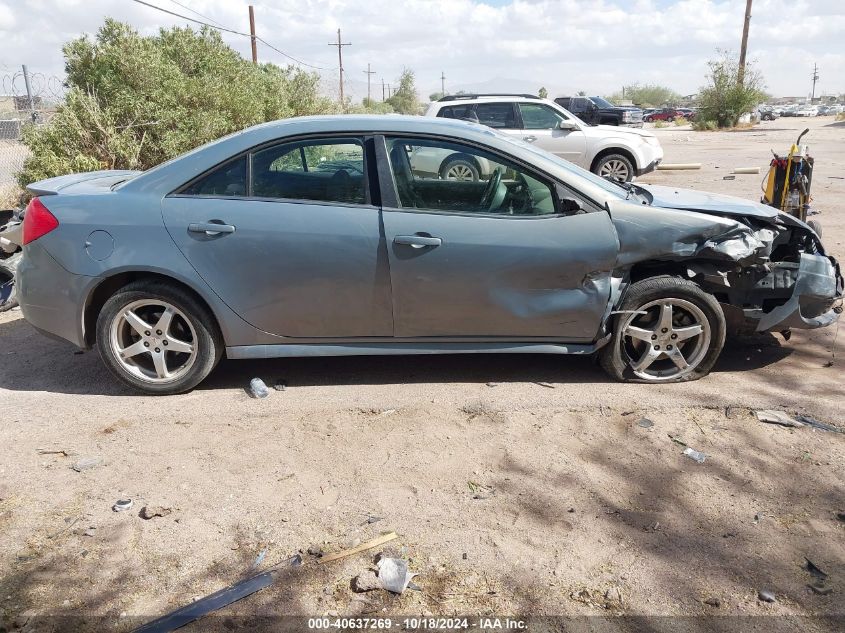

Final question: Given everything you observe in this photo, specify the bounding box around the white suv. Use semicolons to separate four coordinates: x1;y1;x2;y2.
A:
423;94;663;182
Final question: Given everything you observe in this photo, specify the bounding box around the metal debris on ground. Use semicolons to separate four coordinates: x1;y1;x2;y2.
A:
133;554;303;633
36;448;76;456
113;499;133;512
682;447;707;463
636;418;654;428
794;414;843;434
755;410;804;427
534;381;555;389
486;382;499;387
252;548;267;569
365;515;383;525
377;557;416;594
805;558;828;580
139;506;172;520
248;377;270;398
273;379;287;391
757;589;776;603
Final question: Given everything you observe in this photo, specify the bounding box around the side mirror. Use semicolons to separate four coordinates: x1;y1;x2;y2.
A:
557;120;577;130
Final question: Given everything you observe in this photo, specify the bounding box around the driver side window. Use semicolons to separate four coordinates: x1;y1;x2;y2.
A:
385;137;557;216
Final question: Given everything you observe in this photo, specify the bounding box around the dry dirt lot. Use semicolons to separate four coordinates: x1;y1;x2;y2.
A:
1;117;844;631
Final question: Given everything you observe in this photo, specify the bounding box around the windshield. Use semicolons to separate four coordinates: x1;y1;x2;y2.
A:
485;127;627;199
590;96;615;109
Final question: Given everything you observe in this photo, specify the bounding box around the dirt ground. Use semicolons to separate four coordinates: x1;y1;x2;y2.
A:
1;117;843;631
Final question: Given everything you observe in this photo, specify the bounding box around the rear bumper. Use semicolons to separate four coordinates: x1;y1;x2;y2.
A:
755;253;843;332
17;242;93;348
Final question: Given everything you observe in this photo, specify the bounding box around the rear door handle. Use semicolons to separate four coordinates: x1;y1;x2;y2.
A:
188;221;236;235
394;235;442;248
523;135;537;142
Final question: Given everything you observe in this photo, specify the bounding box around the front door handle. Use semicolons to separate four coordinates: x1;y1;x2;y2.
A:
394;235;442;248
523;135;537;143
188;221;236;236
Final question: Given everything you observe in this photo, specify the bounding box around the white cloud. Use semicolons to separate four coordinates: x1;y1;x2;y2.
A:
0;0;842;101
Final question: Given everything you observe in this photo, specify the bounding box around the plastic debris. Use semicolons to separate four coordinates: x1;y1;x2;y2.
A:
365;515;383;525
636;418;654;428
248;378;270;399
682;447;707;463
376;557;416;594
758;589;776;603
71;457;103;472
113;499;133;512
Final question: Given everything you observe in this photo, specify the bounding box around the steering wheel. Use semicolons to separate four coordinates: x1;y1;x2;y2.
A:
479;168;503;211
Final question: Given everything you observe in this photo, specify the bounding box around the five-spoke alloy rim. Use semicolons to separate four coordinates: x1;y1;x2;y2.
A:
619;298;710;381
599;159;630;182
109;299;197;383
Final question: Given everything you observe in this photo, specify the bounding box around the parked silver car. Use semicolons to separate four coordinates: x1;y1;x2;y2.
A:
17;115;842;394
425;94;662;182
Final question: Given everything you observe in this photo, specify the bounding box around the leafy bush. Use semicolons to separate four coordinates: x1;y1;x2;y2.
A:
695;50;767;129
17;19;336;187
606;83;681;108
653;120;669;128
691;119;718;131
836;112;845;122
673;116;688;126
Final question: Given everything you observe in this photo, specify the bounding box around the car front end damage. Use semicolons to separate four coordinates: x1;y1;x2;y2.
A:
607;193;843;338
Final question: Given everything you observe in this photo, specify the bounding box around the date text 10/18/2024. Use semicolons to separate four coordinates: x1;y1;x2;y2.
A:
307;617;528;630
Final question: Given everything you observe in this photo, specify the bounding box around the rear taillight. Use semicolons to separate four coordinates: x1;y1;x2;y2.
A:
22;197;59;245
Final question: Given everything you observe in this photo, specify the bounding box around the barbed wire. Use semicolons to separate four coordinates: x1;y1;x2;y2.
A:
1;71;65;103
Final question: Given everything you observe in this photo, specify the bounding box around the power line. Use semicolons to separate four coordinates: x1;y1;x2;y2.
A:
166;0;226;27
131;0;330;70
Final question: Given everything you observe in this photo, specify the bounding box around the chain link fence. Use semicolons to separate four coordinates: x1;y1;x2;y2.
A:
1;69;62;207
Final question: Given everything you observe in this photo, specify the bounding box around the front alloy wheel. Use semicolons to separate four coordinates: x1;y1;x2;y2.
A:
595;154;634;182
600;276;726;382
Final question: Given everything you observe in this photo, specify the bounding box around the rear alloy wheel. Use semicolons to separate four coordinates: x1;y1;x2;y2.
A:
594;154;634;182
439;157;480;182
600;276;725;382
96;281;222;394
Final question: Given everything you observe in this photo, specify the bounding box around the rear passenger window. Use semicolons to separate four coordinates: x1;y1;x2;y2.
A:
251;139;366;205
438;105;475;121
474;103;516;128
182;156;246;197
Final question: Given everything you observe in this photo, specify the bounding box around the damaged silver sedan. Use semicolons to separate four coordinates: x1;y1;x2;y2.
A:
16;115;843;394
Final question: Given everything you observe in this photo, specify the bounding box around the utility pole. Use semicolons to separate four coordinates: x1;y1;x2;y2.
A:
737;0;753;86
248;5;257;64
363;63;376;104
811;63;819;101
328;29;351;106
441;71;446;96
21;64;35;121
381;79;386;102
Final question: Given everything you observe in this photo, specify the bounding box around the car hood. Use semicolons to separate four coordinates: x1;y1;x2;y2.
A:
637;184;779;220
587;124;655;139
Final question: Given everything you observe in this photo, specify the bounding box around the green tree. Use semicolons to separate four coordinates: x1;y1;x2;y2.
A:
386;68;420;114
538;87;548;99
429;91;445;102
18;19;336;187
695;50;767;128
606;83;681;107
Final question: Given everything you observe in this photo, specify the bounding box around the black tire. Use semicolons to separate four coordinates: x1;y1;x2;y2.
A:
807;219;822;237
593;153;635;182
439;157;480;182
95;280;223;395
0;251;20;313
599;276;726;383
644;116;653;123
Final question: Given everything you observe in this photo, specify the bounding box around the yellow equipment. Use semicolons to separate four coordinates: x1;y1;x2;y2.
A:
762;128;820;234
